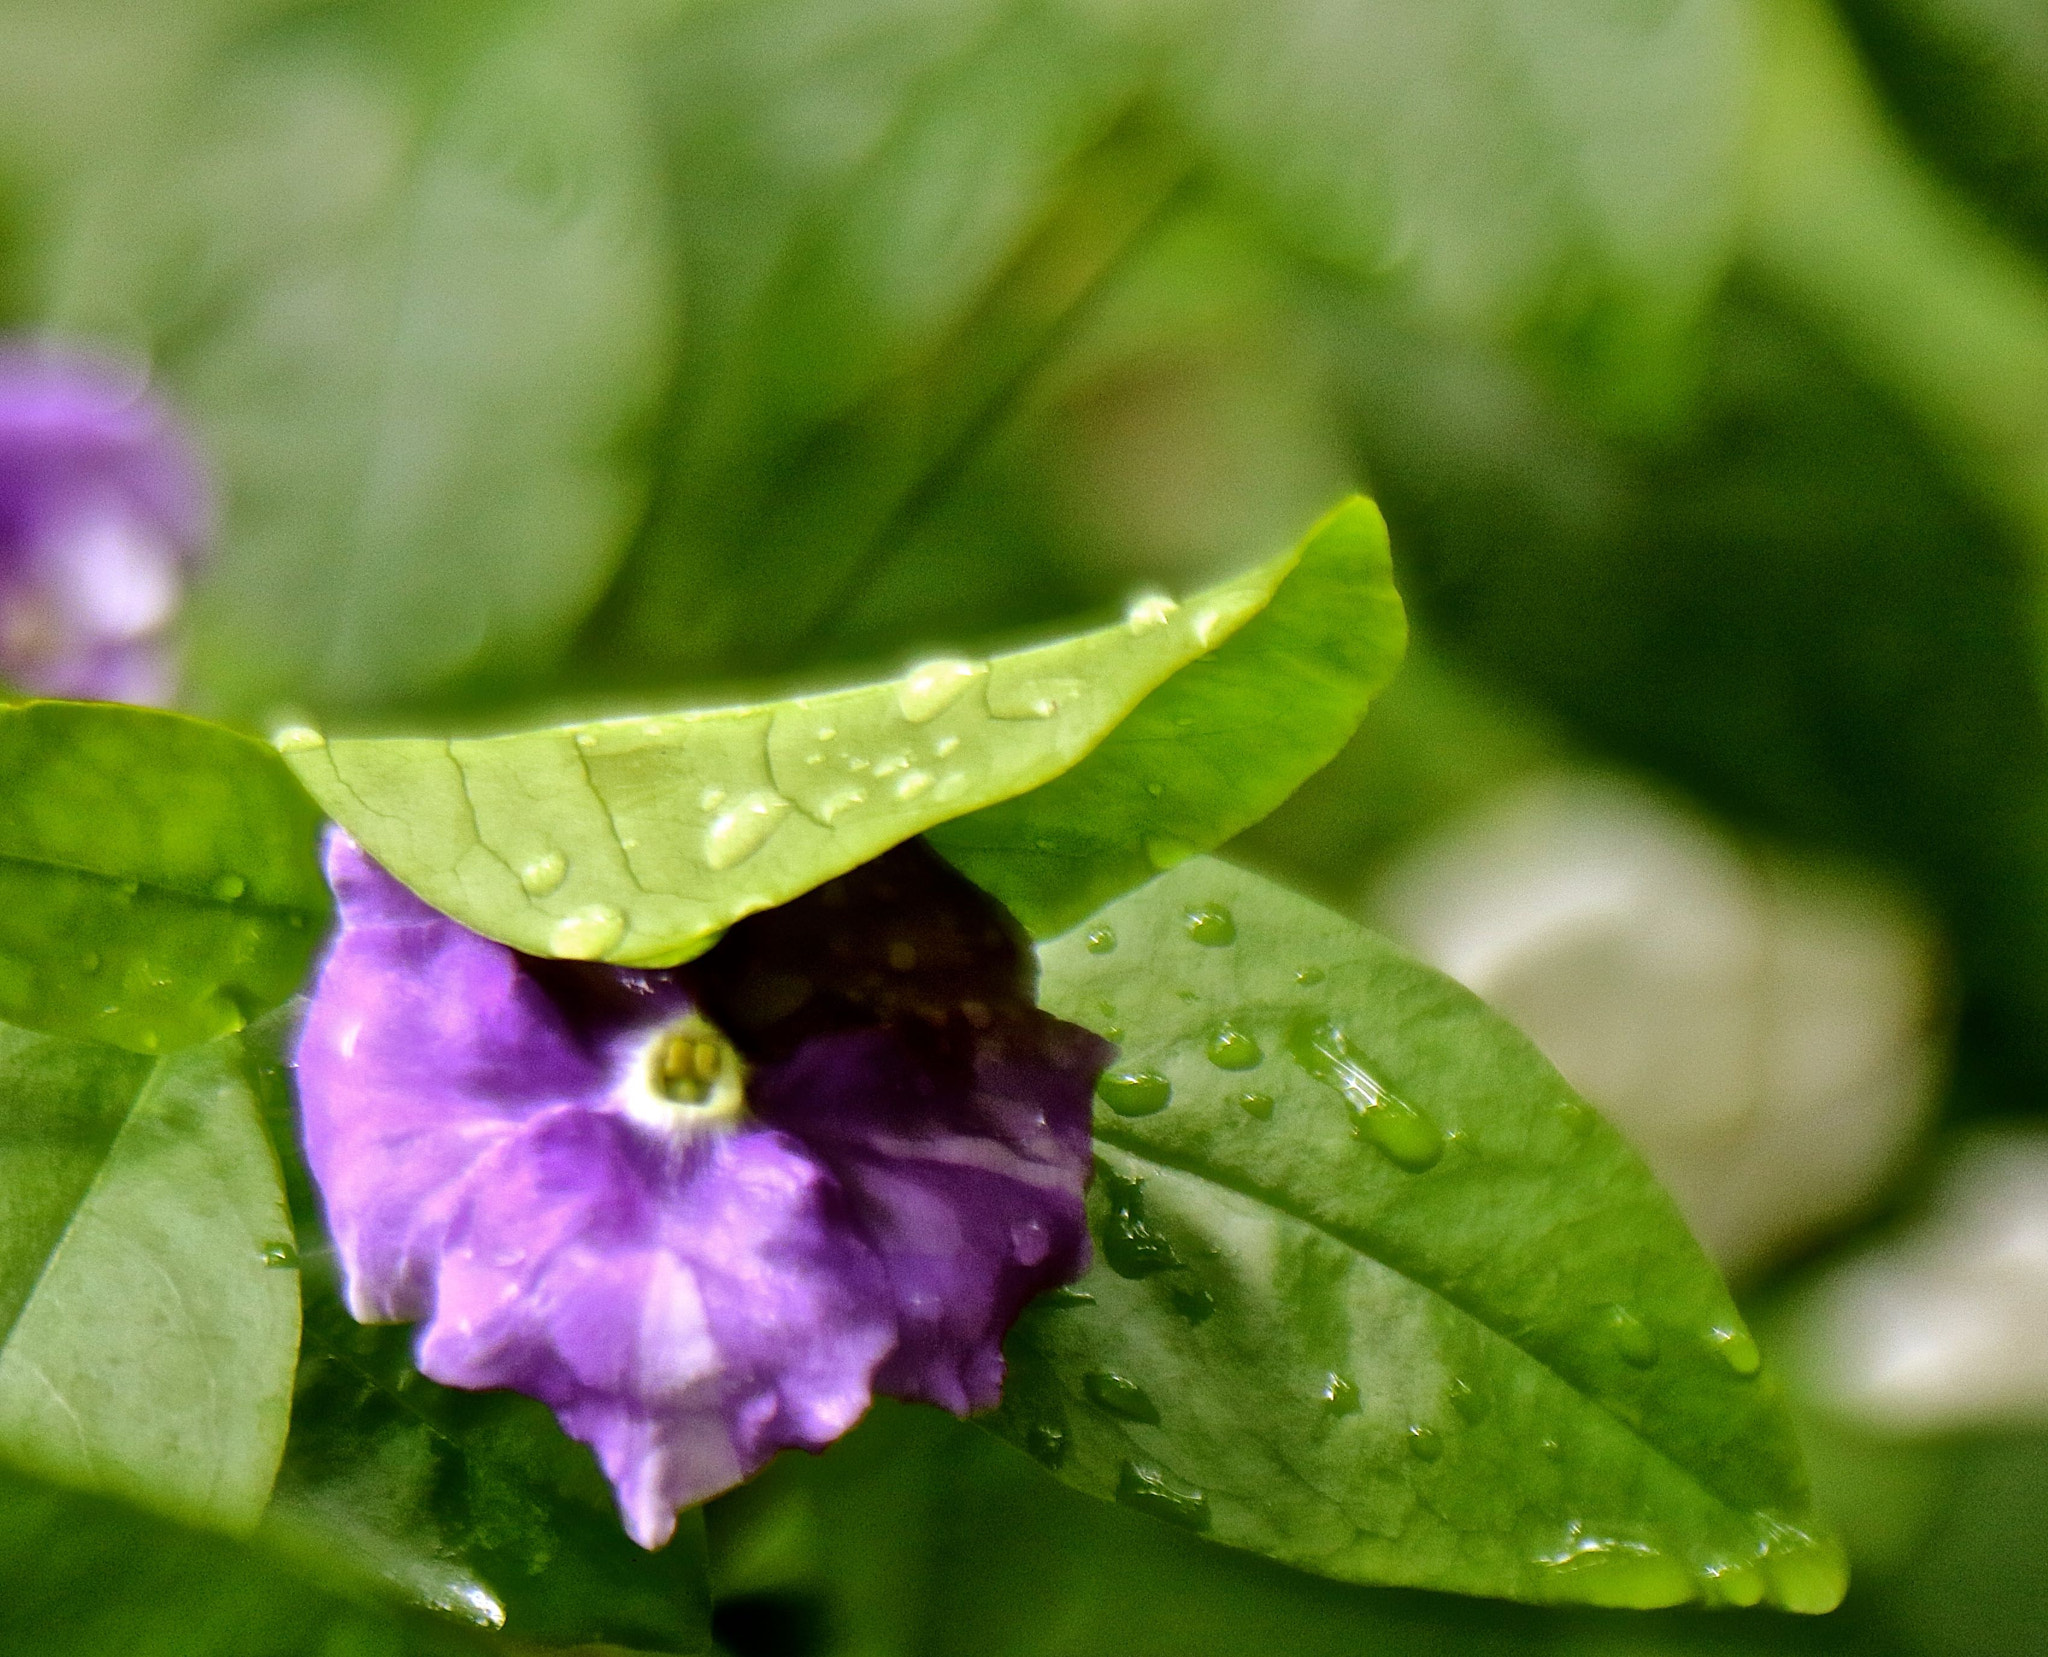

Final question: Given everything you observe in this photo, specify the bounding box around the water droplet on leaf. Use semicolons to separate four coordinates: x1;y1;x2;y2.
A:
273;726;324;753
1448;1378;1489;1423
1084;1372;1160;1424
1098;1170;1181;1278
894;770;933;801
209;873;246;902
1145;835;1196;871
897;657;982;722
704;794;789;869
1170;1285;1214;1324
519;852;567;896
1116;1461;1209;1531
1086;926;1117;954
550;905;625;960
260;1242;297;1269
1294;966;1325;986
1206;1023;1262;1070
1184;906;1235;945
1026;1424;1068;1467
1321;1373;1359;1415
1097;1070;1172;1117
78;952;99;974
1602;1306;1660;1368
1407;1425;1443;1462
1711;1324;1763;1378
1042;1286;1095;1309
1125;592;1178;632
1289;1020;1445;1172
1233;1091;1274;1120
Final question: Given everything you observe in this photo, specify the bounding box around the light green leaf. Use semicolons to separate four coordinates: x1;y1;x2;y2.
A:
53;0;679;716
929;496;1404;935
0;701;328;1056
0;1458;498;1655
282;545;1295;967
0;1025;298;1532
1003;855;1843;1612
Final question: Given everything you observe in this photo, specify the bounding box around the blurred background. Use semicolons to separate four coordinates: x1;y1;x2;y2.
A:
9;0;2048;1652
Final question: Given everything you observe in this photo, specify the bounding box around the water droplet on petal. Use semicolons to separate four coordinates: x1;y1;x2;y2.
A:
519;851;567;896
1407;1424;1443;1462
1184;906;1235;945
1126;592;1178;632
704;793;789;869
1010;1217;1051;1265
550;905;625;960
1603;1305;1660;1368
1084;1372;1161;1424
1096;1070;1172;1116
1116;1461;1209;1531
1085;926;1117;954
273;725;325;753
1321;1373;1359;1415
1206;1023;1263;1071
897;656;982;722
1289;1020;1444;1172
1233;1091;1273;1120
1711;1325;1763;1378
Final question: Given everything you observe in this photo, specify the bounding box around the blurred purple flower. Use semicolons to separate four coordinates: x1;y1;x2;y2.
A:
296;833;1107;1548
0;345;210;703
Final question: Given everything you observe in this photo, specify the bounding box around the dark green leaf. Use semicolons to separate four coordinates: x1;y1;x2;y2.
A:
0;1024;297;1531
1002;856;1842;1611
282;545;1293;966
929;496;1405;934
0;1458;496;1656
0;700;327;1055
55;0;680;716
242;1014;714;1653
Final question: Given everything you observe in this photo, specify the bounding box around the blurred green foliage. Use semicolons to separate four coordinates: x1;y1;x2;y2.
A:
7;0;2048;1651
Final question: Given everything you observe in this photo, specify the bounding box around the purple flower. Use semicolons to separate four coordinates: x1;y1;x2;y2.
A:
296;833;1108;1548
0;344;211;703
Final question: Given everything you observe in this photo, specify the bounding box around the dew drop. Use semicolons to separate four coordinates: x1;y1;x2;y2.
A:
1602;1305;1661;1368
1145;834;1196;871
894;770;933;801
1125;592;1178;632
119;880;139;899
1702;1559;1767;1607
1010;1217;1051;1266
519;851;567;896
1448;1378;1490;1424
1233;1091;1274;1120
1760;1529;1848;1613
209;873;247;902
934;770;971;802
1026;1424;1069;1468
934;734;961;758
1085;926;1117;955
1096;1070;1172;1117
1145;781;1164;798
699;787;727;811
78;951;100;974
549;905;625;961
1206;1023;1263;1071
1084;1372;1161;1424
1184;906;1235;946
704;794;789;869
1294;966;1325;987
1288;1020;1445;1172
815;725;837;742
1170;1285;1215;1324
1320;1373;1359;1415
1098;1170;1181;1278
1115;1461;1209;1531
817;788;866;824
1556;1098;1596;1134
260;1241;298;1269
1538;1533;1693;1609
1042;1286;1095;1309
273;725;325;753
896;656;981;722
1407;1425;1443;1462
1711;1324;1763;1378
574;731;597;749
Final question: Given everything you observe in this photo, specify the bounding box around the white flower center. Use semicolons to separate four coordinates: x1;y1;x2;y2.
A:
617;1013;749;1137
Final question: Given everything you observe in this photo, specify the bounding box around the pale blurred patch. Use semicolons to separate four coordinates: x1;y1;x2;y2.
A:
1800;1136;2048;1434
1370;773;1943;1278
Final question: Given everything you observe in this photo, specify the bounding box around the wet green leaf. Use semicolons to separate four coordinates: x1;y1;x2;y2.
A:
282;543;1295;967
0;1458;496;1655
242;1013;714;1653
0;1025;298;1531
1005;856;1842;1611
929;497;1405;935
0;701;328;1056
55;0;679;716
